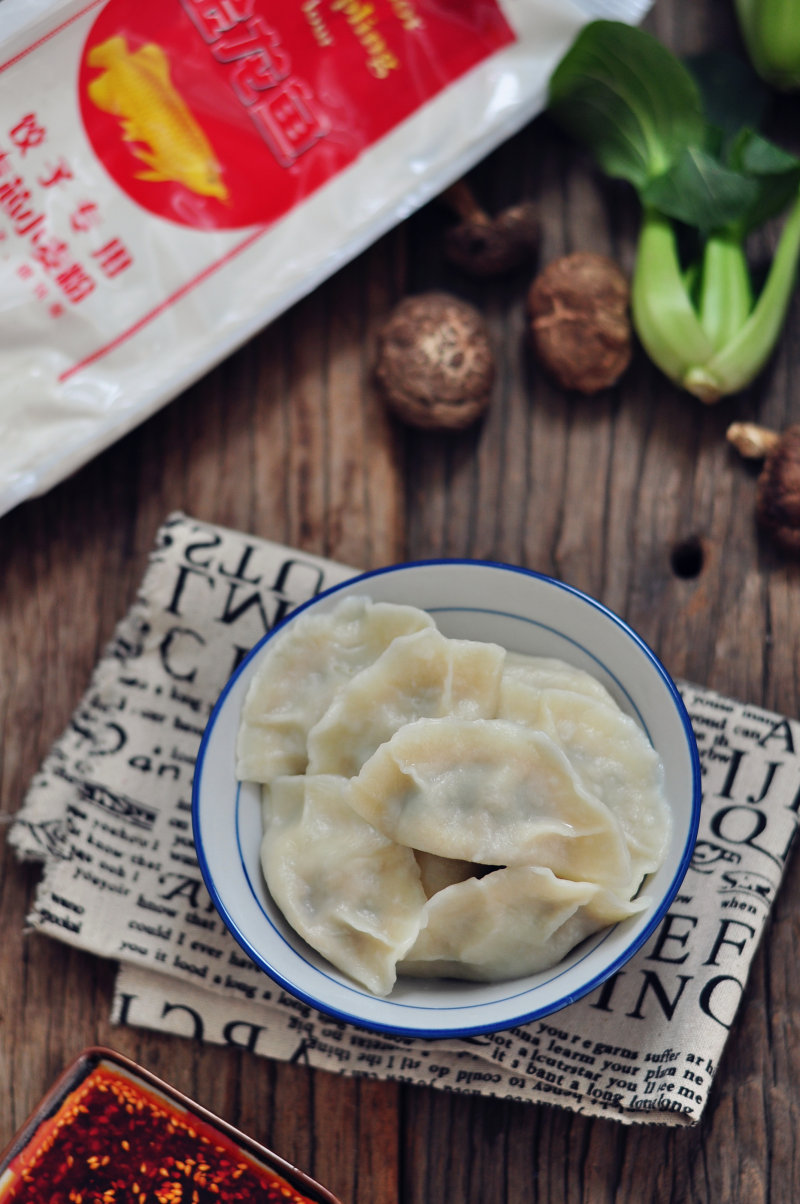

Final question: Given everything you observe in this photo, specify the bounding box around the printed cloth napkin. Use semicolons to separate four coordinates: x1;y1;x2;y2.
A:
10;513;800;1126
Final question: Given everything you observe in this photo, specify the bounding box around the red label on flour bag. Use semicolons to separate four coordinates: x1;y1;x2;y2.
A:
78;0;514;229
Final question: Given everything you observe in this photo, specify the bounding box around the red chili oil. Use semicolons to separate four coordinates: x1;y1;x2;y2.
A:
0;1062;314;1203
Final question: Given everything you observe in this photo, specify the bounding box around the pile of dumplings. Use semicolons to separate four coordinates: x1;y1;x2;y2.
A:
236;596;671;997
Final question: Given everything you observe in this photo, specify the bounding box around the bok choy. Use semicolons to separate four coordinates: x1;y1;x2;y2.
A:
735;0;800;91
548;21;800;402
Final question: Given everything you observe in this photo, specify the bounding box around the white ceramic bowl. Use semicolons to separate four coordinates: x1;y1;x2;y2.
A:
193;560;701;1038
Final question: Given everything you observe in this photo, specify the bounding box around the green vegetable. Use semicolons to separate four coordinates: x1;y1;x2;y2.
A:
735;0;800;91
548;21;800;402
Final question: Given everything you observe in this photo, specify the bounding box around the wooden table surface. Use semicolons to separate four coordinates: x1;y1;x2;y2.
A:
2;2;800;1201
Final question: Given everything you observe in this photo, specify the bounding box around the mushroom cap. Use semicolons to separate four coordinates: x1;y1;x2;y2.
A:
374;292;495;431
528;252;632;394
444;201;539;277
756;424;800;552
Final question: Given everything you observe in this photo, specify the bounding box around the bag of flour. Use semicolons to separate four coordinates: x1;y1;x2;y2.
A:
0;0;648;516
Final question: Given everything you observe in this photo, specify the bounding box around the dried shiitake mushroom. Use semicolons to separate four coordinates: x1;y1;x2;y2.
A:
528;252;632;394
727;421;800;553
441;180;539;278
374;291;495;431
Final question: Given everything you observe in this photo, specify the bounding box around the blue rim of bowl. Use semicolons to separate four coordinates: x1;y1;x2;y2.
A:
192;558;702;1038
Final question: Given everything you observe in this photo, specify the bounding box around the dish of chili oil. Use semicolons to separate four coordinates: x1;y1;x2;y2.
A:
0;1060;316;1202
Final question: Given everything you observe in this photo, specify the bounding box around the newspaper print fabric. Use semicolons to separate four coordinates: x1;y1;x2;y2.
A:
10;513;800;1125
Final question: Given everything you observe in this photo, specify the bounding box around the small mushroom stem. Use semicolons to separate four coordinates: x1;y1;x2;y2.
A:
440;179;491;227
726;421;782;459
438;180;539;277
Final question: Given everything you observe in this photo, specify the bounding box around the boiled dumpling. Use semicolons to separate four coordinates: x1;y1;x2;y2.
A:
400;865;647;981
307;626;504;776
414;850;483;898
260;774;427;996
500;680;670;884
349;717;633;887
237;596;433;782
503;652;617;704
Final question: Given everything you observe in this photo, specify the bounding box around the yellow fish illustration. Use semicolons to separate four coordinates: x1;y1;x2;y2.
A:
87;35;229;202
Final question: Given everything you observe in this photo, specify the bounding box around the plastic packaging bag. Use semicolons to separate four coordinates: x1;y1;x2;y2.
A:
0;0;648;517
